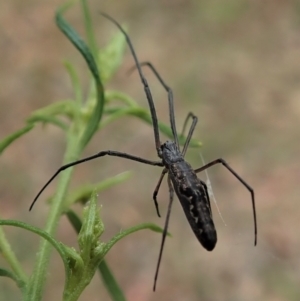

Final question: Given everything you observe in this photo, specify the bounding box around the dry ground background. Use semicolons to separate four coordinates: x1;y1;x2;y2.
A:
1;1;300;300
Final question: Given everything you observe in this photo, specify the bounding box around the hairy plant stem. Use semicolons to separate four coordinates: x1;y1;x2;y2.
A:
25;127;82;301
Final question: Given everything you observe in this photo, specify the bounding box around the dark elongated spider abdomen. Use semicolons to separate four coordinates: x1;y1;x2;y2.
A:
162;141;217;251
182;193;217;251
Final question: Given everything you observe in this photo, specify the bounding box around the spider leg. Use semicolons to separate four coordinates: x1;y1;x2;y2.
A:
179;112;198;157
100;14;162;154
152;168;168;217
153;174;174;291
127;61;180;148
30;150;163;210
194;158;257;246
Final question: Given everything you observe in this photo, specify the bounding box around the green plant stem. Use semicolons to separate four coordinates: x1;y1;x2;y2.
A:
64;268;94;301
0;227;27;283
25;128;82;301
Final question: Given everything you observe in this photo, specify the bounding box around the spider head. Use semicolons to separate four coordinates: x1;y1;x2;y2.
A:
160;141;182;164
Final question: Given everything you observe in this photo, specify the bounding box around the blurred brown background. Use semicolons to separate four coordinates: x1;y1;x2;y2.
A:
1;1;300;300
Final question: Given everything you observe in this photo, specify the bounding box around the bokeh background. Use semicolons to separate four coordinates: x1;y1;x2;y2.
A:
1;1;300;300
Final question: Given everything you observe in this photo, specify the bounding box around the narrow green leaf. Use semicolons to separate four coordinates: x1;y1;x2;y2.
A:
0;227;27;285
56;4;104;150
2;218;87;301
28;99;77;120
0;268;26;291
105;90;137;106
0;267;17;279
27;115;68;131
65;209;82;233
0;220;71;283
0;124;34;155
80;0;97;57
99;260;127;301
64;171;131;207
103;223;165;257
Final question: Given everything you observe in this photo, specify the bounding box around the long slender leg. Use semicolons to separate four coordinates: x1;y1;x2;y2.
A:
128;61;179;148
152;168;168;217
153;175;174;291
133;63;198;156
180;112;198;157
30;151;163;210
194;158;257;246
100;14;162;154
180;112;196;137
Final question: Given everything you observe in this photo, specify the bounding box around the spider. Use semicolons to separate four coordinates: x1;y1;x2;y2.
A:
30;13;257;291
